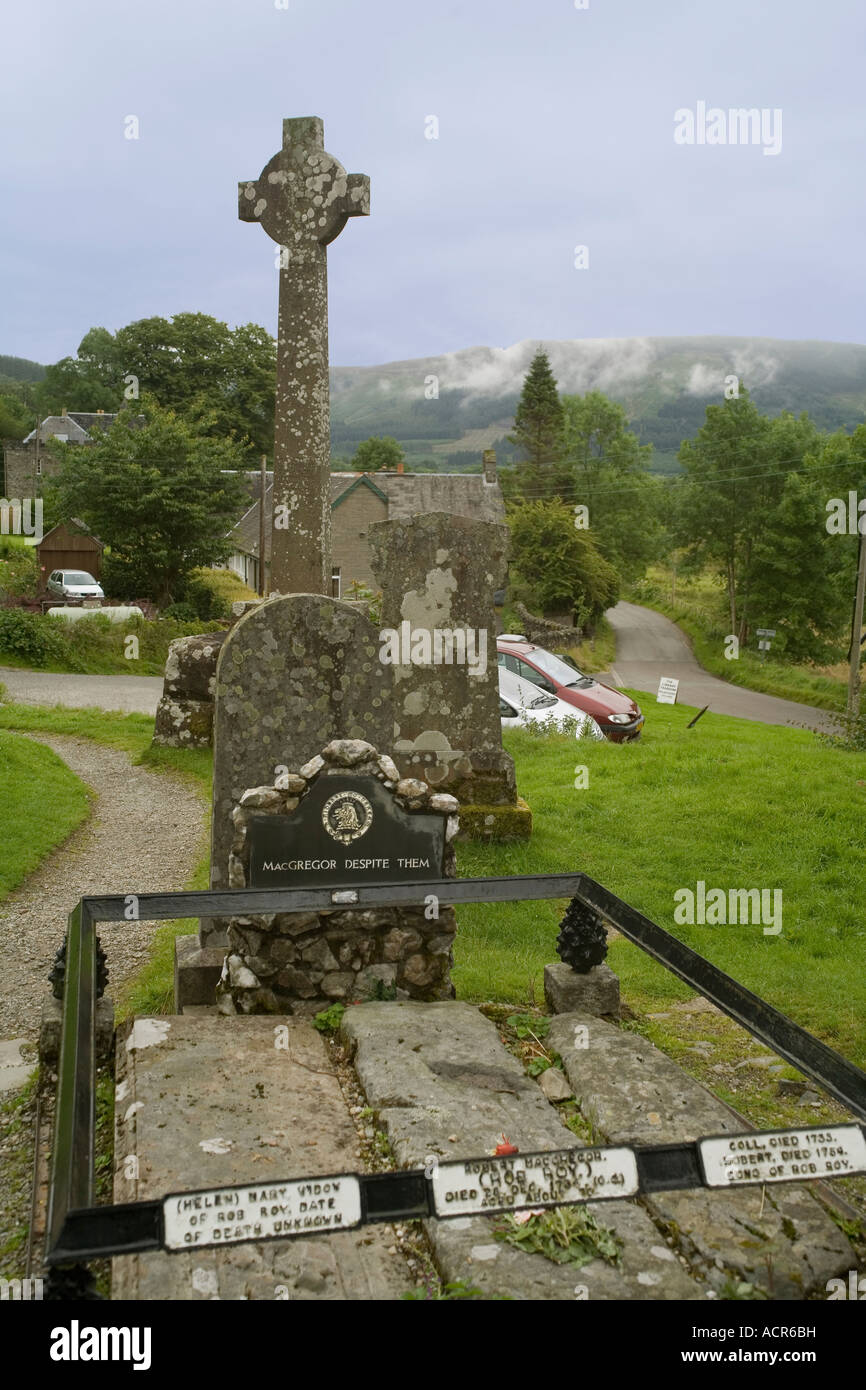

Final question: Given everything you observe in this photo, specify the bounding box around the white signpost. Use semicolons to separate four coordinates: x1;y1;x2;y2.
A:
756;628;777;662
657;676;679;705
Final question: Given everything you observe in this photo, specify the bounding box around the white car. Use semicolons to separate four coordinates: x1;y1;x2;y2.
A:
45;569;105;600
499;668;604;740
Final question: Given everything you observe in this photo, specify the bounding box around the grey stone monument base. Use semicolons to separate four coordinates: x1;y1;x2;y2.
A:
456;797;532;842
217;740;460;1015
544;961;620;1017
174;936;227;1011
40;994;115;1068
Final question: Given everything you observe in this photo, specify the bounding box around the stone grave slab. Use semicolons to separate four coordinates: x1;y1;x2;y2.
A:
341;1002;704;1300
548;1012;856;1297
113;1014;410;1300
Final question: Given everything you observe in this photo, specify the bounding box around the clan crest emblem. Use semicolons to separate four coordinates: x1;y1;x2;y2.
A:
322;790;374;845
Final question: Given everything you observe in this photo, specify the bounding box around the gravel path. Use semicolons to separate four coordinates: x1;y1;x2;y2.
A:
0;734;207;1040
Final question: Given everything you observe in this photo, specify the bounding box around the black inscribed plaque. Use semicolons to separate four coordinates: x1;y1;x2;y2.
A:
247;775;446;888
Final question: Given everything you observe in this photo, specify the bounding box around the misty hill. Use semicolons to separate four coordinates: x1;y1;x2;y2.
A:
329;336;866;474
6;337;866;474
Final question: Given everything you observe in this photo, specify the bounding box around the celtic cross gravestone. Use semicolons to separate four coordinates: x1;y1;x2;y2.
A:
239;116;370;595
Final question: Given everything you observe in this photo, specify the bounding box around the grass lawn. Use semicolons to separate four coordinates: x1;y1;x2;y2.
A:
0;700;213;789
0;729;92;900
459;706;866;1069
2;695;863;1076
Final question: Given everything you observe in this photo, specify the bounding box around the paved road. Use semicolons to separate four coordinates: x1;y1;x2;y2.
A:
0;667;162;715
599;602;839;733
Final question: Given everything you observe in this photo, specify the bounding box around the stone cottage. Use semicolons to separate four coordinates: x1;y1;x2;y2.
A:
222;453;504;596
2;408;119;497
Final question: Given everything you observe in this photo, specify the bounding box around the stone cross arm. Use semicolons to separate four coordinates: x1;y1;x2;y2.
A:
238;116;370;250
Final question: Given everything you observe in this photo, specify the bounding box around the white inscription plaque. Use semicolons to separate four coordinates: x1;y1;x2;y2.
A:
431;1146;639;1218
700;1126;866;1188
163;1175;362;1251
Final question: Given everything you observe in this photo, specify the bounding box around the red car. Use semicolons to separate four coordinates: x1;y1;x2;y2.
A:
497;636;643;743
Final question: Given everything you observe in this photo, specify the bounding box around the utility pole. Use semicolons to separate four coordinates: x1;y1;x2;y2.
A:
847;526;866;721
258;454;267;597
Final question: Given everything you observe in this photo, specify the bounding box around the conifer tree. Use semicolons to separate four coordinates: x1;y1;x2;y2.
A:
507;348;565;498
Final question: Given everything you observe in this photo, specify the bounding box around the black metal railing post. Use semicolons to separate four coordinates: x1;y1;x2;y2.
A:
46;901;97;1271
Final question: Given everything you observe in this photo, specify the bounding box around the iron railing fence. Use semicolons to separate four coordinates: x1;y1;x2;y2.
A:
44;874;866;1284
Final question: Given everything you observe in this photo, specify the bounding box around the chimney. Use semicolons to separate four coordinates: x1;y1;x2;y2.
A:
97;408;104;415
396;460;404;475
482;448;497;484
61;406;67;417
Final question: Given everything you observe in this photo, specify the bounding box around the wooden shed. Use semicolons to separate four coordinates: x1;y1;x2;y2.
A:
36;519;104;583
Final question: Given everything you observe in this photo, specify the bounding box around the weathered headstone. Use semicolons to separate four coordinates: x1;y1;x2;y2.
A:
152;631;228;748
177;594;396;1005
239;117;369;595
369;511;530;839
210;596;392;898
216;739;458;1014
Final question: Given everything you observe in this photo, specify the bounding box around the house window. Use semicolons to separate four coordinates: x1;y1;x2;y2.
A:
331;568;341;598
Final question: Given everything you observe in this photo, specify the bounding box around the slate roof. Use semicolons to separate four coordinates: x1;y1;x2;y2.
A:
227;470;505;560
23;412;119;445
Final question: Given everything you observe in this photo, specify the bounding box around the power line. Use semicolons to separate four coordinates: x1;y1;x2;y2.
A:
501;454;866;501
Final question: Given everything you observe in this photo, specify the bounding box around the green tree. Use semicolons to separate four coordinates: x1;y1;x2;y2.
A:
506;349;566;499
0;392;35;441
352;436;405;471
48;398;249;608
508;499;619;628
37;315;277;456
672;388;850;657
560;391;662;581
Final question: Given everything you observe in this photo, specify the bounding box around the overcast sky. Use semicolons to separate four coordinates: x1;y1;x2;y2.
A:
2;0;864;369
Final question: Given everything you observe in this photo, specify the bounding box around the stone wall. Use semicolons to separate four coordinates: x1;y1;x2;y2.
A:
513;602;580;648
216;739;459;1015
